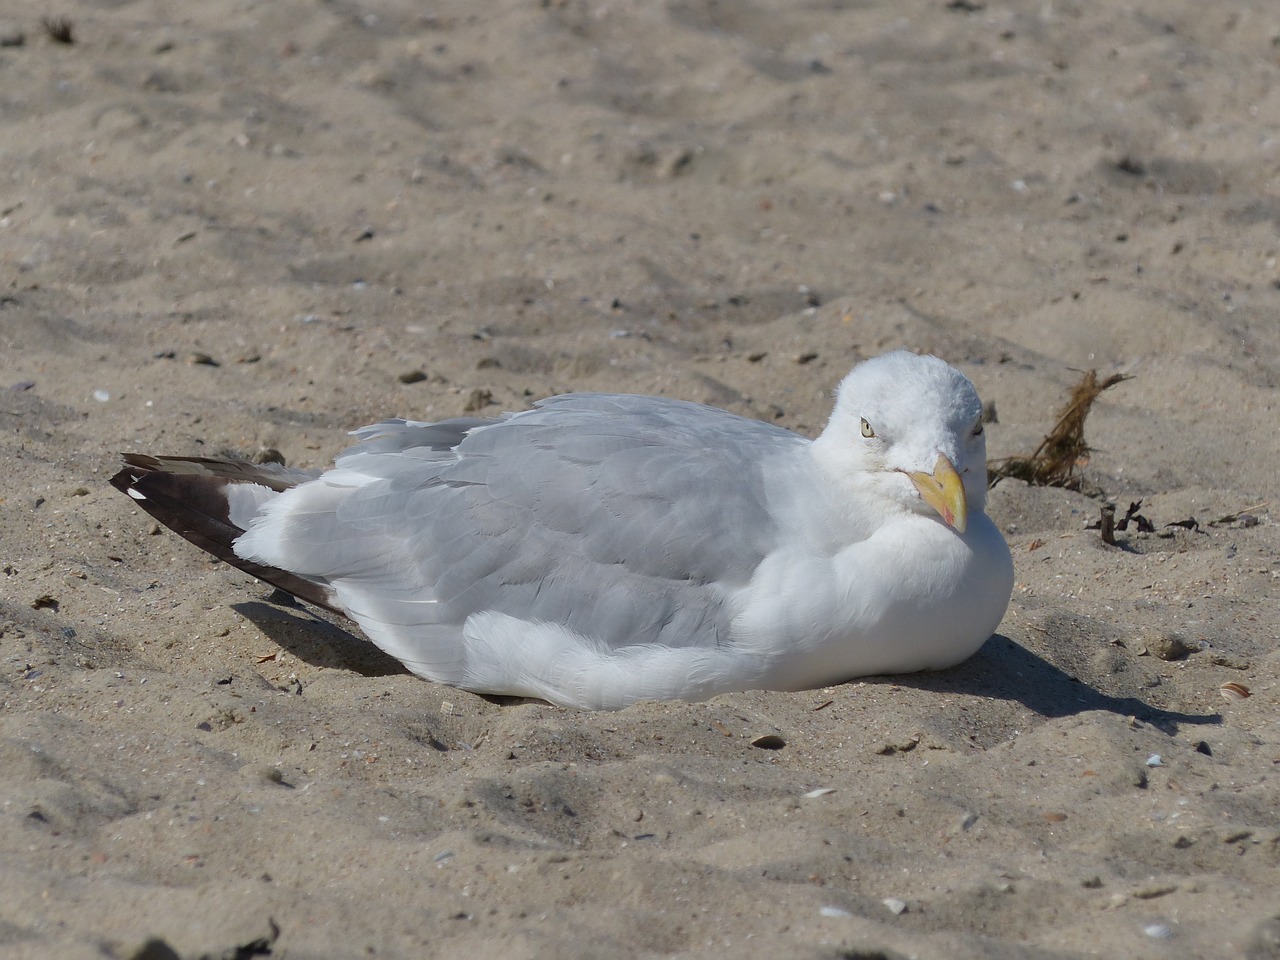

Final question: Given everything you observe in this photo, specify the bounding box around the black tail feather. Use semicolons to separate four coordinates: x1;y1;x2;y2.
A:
111;455;349;619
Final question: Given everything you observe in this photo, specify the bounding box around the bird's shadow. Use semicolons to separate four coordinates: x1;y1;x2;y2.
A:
233;598;539;706
233;599;406;678
233;600;1221;731
895;632;1220;733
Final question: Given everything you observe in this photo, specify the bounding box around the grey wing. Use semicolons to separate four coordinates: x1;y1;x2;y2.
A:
235;394;807;670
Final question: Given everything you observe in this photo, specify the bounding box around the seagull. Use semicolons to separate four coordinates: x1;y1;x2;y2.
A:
111;350;1013;710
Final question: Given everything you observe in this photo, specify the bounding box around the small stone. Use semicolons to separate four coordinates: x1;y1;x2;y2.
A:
398;370;428;384
1148;633;1197;661
1208;653;1250;670
240;763;286;786
882;898;907;915
463;388;494;411
187;352;219;367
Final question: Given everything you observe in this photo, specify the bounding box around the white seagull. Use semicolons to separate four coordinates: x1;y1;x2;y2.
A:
112;350;1013;710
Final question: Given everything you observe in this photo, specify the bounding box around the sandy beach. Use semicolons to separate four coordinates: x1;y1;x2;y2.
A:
2;1;1278;957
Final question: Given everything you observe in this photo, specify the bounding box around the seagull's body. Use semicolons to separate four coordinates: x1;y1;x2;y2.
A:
112;351;1013;710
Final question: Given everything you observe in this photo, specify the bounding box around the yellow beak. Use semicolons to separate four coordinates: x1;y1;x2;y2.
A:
905;453;968;533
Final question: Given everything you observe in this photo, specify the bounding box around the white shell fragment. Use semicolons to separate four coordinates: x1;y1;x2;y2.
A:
1219;682;1251;701
804;787;837;798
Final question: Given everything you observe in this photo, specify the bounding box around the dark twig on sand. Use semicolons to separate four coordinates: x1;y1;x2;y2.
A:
41;15;74;44
1099;503;1116;545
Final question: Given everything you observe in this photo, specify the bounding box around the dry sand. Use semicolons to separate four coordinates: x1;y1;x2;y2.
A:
2;1;1279;957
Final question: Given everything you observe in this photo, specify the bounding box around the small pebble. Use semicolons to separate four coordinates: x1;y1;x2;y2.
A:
1209;653;1250;670
1148;633;1197;661
1143;922;1174;940
463;388;494;412
1132;883;1177;900
819;905;852;918
1145;754;1163;767
882;898;907;915
239;763;286;786
93;389;110;402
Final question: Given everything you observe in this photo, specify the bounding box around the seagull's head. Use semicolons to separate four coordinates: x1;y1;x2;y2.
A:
814;351;989;533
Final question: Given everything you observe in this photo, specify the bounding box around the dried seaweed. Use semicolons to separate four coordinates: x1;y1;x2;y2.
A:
988;369;1130;490
1116;500;1154;533
1088;499;1153;544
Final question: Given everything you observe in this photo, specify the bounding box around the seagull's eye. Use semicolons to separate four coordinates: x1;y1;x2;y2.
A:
972;422;984;438
860;417;876;439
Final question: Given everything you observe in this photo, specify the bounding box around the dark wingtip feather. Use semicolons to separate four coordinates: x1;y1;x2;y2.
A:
111;456;349;620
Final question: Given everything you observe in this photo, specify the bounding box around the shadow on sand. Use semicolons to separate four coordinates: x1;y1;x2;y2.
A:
233;599;405;678
897;632;1220;732
232;600;1221;731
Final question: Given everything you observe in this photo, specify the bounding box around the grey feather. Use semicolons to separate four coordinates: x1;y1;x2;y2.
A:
240;395;805;655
